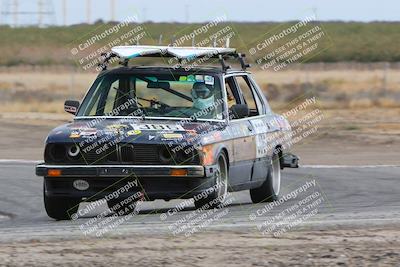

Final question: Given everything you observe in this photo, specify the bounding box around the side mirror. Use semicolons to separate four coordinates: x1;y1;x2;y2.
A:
64;100;80;115
230;104;249;119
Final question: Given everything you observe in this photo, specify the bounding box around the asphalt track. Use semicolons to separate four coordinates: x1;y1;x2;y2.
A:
0;162;399;242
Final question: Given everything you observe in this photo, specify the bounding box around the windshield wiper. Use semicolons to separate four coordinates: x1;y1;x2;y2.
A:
137;97;170;108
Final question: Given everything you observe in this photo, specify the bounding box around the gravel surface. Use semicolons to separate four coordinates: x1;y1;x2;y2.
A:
0;227;399;266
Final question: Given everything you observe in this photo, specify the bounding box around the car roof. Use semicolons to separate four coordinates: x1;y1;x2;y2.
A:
103;66;250;76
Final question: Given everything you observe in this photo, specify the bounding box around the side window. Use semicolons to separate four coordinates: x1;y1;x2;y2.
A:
248;76;270;113
224;77;240;109
103;80;118;114
235;76;262;116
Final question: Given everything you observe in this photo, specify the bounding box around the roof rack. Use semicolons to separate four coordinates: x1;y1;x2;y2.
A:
98;45;250;72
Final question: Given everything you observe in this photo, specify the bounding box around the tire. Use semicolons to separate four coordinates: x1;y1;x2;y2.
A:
250;152;281;203
194;152;228;209
43;184;80;220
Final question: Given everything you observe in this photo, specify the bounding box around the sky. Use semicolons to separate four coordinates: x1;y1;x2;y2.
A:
1;0;399;26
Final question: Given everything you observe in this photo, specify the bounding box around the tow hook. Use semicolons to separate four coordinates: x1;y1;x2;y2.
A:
282;153;299;169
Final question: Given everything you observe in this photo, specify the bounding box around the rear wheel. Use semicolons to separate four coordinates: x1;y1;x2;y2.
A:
43;184;80;220
194;152;228;209
250;152;281;203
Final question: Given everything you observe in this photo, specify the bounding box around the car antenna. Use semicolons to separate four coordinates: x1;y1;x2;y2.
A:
158;34;163;45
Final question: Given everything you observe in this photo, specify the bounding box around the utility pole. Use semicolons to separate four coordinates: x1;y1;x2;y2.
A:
38;0;43;27
110;0;115;21
62;0;66;25
13;0;18;27
184;4;189;23
142;7;147;23
86;0;91;24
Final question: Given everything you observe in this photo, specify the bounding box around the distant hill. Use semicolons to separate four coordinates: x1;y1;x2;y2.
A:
0;21;399;66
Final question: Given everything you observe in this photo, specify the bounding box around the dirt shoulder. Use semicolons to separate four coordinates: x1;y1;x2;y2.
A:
0;109;400;165
1;108;400;165
0;227;399;266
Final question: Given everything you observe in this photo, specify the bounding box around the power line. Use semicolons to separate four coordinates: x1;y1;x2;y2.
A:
1;0;55;27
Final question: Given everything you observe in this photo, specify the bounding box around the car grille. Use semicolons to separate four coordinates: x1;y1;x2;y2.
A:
133;145;161;164
45;143;200;165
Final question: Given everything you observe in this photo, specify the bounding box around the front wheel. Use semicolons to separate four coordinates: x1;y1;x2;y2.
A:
250;152;281;203
44;184;80;220
194;152;228;209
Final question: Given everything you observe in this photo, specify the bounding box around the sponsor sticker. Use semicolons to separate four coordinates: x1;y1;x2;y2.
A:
80;129;97;137
163;133;183;139
255;133;269;158
69;128;97;138
65;105;77;114
195;75;205;82
204;75;215;85
212;132;222;141
127;129;142;136
251;119;270;134
107;124;128;130
69;131;80;138
131;123;185;131
186;129;197;136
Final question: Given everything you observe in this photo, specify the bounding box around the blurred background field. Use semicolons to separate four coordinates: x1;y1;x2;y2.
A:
1;21;399;113
1;62;399;114
0;21;399;162
0;22;400;66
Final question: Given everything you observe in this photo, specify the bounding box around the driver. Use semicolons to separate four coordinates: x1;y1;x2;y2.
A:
191;82;215;110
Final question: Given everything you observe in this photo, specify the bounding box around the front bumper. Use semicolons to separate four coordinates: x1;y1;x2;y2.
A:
36;163;217;200
36;164;207;178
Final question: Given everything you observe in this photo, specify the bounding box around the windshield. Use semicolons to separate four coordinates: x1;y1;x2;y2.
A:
77;72;224;120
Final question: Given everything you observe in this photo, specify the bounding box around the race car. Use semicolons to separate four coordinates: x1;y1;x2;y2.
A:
36;45;299;220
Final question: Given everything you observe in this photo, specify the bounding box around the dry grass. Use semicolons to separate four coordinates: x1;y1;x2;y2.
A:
0;101;64;113
1;66;400;114
0;71;96;96
252;68;400;109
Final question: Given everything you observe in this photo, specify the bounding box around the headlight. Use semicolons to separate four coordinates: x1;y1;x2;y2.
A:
159;146;172;163
67;144;80;157
47;144;66;162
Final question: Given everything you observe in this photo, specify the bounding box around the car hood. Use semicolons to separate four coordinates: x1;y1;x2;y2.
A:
46;118;226;146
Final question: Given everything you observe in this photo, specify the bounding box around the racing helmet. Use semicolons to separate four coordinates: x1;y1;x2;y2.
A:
191;82;215;110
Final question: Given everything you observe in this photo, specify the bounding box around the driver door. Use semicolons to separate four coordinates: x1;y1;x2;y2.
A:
225;75;256;187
